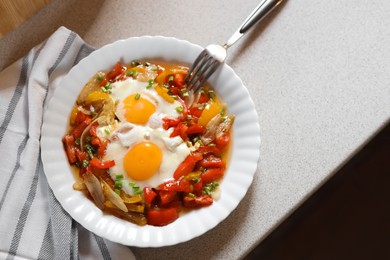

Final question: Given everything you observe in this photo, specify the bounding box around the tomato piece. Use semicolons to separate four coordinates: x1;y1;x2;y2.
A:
71;117;92;139
159;179;191;192
186;124;205;135
216;132;230;149
89;157;115;169
183;195;213;207
146;207;179;226
62;135;77;164
143;187;157;204
198;145;222;156
75;150;88;163
158;190;178;205
200;168;224;183
173;153;203;179
198;155;225;168
162;117;180;130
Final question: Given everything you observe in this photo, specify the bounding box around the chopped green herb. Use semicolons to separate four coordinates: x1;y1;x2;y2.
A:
208;143;216;147
176;106;183;113
129;182;143;195
168;75;174;82
115;189;121;195
97;75;103;81
82;160;89;168
187;115;193;121
203;181;219;195
181;88;189;97
192;177;200;183
104;129;110;135
188;193;195;198
151;67;158;71
135;93;141;100
75;138;81;145
220;109;225;115
115;180;123;189
115;174;124;180
146;79;154;89
221;116;228;122
85;144;95;159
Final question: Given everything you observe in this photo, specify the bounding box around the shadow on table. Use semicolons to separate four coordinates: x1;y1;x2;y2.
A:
244;119;390;260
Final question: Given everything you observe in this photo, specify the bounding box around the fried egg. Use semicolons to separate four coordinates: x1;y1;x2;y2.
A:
110;77;182;128
100;78;190;194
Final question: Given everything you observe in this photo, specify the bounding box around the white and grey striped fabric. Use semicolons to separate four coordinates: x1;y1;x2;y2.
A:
0;27;136;260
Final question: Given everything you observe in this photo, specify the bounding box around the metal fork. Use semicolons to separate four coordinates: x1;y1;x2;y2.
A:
185;0;284;92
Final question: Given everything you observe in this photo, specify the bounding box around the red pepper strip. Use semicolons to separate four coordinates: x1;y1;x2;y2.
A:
107;62;125;81
89;122;98;137
97;139;108;157
198;145;222;156
146;207;179;226
71;117;92;139
162;117;180;130
158;179;191;192
192;178;203;196
100;78;108;87
75;110;89;125
158;190;178;205
200;168;225;183
186;124;205;135
216;132;230;149
197;155;225;169
89;157;115;169
62;135;77;164
173;153;203;179
198;93;210;104
75;150;88;164
91;137;101;146
173;73;185;88
183;195;213;207
143;187;157;204
188;106;203;118
170;122;188;141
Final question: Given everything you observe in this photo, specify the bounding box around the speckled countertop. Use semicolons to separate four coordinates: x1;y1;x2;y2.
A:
1;0;389;259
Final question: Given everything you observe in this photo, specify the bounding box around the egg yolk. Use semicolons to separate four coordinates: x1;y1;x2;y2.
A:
123;142;162;180
123;93;156;125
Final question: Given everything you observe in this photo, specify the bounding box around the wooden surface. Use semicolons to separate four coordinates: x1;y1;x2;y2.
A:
244;121;390;260
0;0;51;37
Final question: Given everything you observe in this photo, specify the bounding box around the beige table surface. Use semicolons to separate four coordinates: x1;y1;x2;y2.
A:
1;0;390;259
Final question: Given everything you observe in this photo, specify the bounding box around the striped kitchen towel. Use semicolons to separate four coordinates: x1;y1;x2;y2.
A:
0;27;136;260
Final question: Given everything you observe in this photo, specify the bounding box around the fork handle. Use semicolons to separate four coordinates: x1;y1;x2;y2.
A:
224;0;284;49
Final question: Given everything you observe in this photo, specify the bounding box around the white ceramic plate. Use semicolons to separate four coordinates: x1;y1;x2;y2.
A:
41;36;260;247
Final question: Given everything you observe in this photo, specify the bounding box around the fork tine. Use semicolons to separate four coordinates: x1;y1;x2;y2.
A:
191;59;220;93
185;51;221;92
184;50;208;83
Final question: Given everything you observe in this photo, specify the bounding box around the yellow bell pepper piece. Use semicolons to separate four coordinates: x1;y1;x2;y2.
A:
198;100;222;126
85;91;110;105
155;85;175;103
